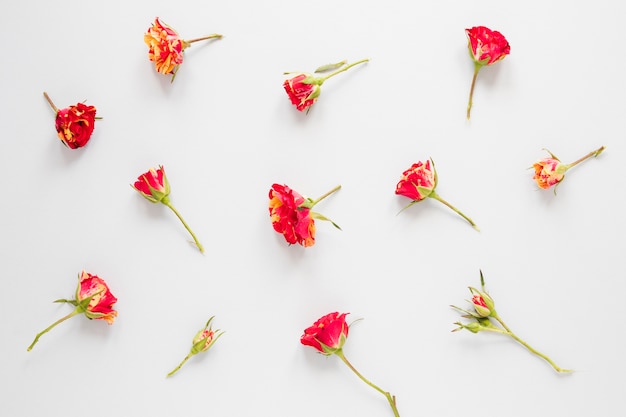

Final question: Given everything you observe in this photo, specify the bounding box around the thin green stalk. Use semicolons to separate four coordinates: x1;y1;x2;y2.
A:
43;91;59;112
167;353;192;377
335;350;400;417
466;63;482;120
565;146;605;170
163;201;204;253
27;309;81;351
430;192;479;231
184;34;223;44
319;59;369;83
494;315;572;373
311;185;342;208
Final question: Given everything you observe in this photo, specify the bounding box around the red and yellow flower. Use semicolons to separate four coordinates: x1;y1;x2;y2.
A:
144;17;222;81
43;92;98;149
132;166;204;253
27;271;117;351
532;146;605;191
301;312;349;355
396;159;479;230
268;184;341;247
465;26;510;119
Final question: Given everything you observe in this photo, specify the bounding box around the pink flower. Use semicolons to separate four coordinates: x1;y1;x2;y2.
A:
465;26;510;119
283;59;368;112
132;166;204;253
532;146;605;191
395;159;479;230
301;312;401;416
27;271;117;351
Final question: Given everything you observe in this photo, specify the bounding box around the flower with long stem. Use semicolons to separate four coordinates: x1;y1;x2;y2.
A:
132;165;204;253
301;312;401;417
167;316;224;377
395;158;479;231
269;184;341;247
144;17;223;82
532;145;605;192
28;271;117;351
451;271;572;373
283;59;369;112
465;26;510;120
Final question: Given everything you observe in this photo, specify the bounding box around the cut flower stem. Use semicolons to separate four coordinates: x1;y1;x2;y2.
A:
319;59;369;84
311;185;341;208
184;34;223;45
335;349;400;417
167;353;192;377
493;315;572;373
43;91;59;112
564;145;606;170
466;62;482;120
27;309;81;351
163;201;204;253
430;192;479;231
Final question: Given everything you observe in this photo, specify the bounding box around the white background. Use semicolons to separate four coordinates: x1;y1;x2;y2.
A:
1;1;625;416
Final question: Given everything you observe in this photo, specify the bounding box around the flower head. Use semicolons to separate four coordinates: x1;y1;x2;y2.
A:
144;18;185;76
27;270;117;351
268;184;341;247
301;312;349;355
43;92;98;149
466;26;510;65
144;17;223;81
167;316;224;377
75;271;118;324
395;159;437;201
465;26;510;119
283;73;321;112
283;59;368;112
269;184;316;247
133;165;171;203
533;157;565;189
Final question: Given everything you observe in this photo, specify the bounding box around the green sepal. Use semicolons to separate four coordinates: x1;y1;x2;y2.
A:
397;199;422;215
53;298;77;306
299;198;315;210
310;211;341;230
417;186;434;199
314;60;347;73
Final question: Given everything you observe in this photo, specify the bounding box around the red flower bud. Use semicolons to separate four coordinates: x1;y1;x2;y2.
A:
395;159;436;201
268;184;316;247
466;26;510;66
43;92;98;149
301;312;349;355
76;270;118;324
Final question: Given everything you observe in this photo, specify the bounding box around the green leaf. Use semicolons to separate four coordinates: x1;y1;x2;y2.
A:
314;60;347;73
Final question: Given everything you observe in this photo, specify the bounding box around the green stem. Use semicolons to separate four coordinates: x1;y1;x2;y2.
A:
184;34;223;44
43;91;59;113
310;185;341;208
319;59;369;83
27;309;81;351
564;145;605;170
466;63;482;120
335;350;400;417
163;201;204;253
167;353;193;377
494;315;572;373
429;192;479;231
